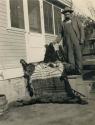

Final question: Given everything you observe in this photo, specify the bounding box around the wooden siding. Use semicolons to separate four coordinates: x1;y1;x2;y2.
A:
0;0;26;69
59;0;72;7
45;34;56;45
46;0;72;8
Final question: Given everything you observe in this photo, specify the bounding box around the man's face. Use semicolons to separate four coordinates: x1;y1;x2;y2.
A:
64;12;71;20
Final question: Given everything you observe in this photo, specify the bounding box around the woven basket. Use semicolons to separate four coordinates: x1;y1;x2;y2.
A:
31;77;67;103
0;94;8;115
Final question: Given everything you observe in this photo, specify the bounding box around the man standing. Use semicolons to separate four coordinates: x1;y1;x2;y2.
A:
60;7;85;75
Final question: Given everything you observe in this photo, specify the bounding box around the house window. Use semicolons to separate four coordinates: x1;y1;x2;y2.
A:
43;1;54;34
28;0;41;33
54;6;62;35
10;0;25;29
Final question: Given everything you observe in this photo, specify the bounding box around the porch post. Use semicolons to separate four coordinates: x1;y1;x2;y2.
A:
23;0;30;62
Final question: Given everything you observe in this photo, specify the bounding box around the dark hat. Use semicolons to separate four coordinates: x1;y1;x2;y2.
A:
61;7;73;14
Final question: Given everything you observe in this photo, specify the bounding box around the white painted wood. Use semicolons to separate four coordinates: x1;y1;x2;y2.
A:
27;34;45;62
0;0;26;70
23;0;30;62
25;0;45;63
45;34;56;44
44;1;62;45
59;0;72;7
52;5;55;35
0;67;24;80
0;0;71;78
23;0;29;32
6;0;11;28
40;0;45;38
2;68;23;80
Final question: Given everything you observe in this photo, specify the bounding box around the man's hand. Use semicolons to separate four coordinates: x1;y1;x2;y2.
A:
80;39;84;45
80;40;84;53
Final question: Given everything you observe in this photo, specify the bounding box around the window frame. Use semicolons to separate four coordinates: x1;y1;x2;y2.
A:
53;5;62;35
7;0;27;32
7;0;62;34
27;0;42;33
43;0;62;36
7;0;26;32
43;0;54;35
7;0;43;34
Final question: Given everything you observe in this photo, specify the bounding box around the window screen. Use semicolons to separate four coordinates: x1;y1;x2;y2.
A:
10;0;25;29
54;6;62;35
28;0;41;33
43;1;54;34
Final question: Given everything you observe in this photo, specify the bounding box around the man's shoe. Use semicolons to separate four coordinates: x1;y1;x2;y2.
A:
77;99;88;105
75;70;82;75
63;96;80;104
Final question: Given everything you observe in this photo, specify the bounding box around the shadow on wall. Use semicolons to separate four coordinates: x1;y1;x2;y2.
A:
83;71;95;80
91;82;95;91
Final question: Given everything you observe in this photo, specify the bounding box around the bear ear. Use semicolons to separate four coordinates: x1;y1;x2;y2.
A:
20;59;23;63
20;59;26;64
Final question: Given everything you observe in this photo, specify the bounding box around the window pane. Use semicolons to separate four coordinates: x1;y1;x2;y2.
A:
43;1;54;34
54;7;61;35
10;0;25;29
28;0;41;33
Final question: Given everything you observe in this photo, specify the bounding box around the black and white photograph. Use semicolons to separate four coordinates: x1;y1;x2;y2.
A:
0;0;95;125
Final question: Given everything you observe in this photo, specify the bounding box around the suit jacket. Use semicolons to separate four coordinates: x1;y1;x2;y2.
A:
61;16;85;45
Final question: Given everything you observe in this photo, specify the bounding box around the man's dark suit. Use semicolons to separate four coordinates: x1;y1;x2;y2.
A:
60;16;85;73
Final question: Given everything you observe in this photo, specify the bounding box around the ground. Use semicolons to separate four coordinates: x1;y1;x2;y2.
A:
0;93;95;125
